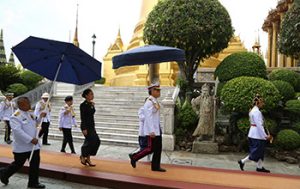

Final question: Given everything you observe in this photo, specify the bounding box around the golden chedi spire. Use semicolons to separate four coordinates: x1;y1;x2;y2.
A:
109;27;124;51
73;4;79;47
127;0;159;50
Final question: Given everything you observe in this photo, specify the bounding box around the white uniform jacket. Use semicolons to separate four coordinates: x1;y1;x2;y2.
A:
0;100;16;121
138;106;145;136
58;105;77;129
248;106;268;140
143;96;161;136
10;109;41;153
34;100;51;123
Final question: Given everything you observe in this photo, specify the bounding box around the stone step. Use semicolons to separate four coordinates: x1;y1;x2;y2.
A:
48;133;139;147
50;122;140;130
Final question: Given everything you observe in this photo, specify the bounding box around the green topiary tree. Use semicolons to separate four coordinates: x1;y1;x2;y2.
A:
215;52;267;82
275;129;300;150
269;69;299;89
221;76;281;113
95;77;106;85
284;100;300;115
20;70;43;90
271;80;295;102
6;83;28;96
279;2;300;59
0;64;21;91
144;0;233;92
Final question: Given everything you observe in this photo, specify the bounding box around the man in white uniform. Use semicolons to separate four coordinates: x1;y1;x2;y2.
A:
0;93;16;144
129;83;166;172
34;92;51;145
0;96;46;188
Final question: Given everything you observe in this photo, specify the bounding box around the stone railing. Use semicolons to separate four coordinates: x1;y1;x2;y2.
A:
74;82;94;95
162;87;178;151
20;82;53;105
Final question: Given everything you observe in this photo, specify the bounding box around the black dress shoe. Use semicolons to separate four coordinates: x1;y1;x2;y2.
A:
256;167;270;173
60;149;66;153
238;160;244;171
6;140;12;144
128;154;136;168
152;168;166;172
28;183;45;188
0;172;9;185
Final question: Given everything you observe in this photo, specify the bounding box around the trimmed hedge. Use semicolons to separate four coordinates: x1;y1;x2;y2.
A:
221;76;281;113
271;80;295;102
215;52;267;82
275;129;300;150
20;70;43;90
6;83;28;96
269;69;298;89
284;100;300;114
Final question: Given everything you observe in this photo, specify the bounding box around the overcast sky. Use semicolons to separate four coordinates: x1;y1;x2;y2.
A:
0;0;278;64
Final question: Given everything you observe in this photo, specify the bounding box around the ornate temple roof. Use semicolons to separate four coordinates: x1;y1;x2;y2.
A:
0;29;7;65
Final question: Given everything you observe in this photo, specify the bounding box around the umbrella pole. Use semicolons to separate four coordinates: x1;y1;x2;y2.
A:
29;55;64;163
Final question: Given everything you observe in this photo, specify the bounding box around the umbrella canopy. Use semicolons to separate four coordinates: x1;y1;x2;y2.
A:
112;45;185;69
12;36;102;85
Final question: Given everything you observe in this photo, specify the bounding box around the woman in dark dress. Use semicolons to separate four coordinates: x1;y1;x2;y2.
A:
79;89;100;166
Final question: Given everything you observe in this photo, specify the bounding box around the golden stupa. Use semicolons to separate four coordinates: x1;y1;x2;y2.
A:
103;0;247;86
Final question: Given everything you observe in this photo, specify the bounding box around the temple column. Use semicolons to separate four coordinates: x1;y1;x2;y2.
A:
271;22;278;67
279;13;285;67
286;56;293;67
267;28;273;67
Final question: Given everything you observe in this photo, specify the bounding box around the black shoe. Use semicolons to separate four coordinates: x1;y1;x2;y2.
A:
152;168;166;172
6;140;12;144
0;171;9;185
28;183;45;188
43;143;51;145
71;151;76;154
128;154;136;168
60;149;66;153
256;167;270;173
238;160;244;171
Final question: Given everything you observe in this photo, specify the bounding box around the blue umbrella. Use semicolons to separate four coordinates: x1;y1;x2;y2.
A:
12;36;102;85
112;45;185;69
12;36;102;162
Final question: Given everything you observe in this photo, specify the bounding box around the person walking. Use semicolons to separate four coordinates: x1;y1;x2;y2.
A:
0;97;46;188
0;93;16;144
58;96;77;154
129;83;166;172
238;95;272;173
34;92;51;145
79;89;100;167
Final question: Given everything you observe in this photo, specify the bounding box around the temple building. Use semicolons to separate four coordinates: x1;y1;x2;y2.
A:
103;0;247;86
262;0;297;68
0;29;15;66
0;29;7;65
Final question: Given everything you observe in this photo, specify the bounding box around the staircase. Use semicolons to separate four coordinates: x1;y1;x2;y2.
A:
48;85;175;147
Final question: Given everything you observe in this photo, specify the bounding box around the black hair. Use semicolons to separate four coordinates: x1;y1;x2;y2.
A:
252;94;262;107
148;89;152;95
82;88;93;98
64;96;73;102
17;96;29;107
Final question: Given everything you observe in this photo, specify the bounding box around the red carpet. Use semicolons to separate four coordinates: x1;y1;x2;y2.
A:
0;145;299;189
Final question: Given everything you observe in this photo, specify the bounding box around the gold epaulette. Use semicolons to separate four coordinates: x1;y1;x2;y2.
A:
14;111;20;116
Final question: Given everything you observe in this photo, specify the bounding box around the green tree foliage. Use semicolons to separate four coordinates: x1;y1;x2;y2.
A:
221;77;281;113
271;80;295;102
0;64;21;91
269;69;299;89
6;83;28;96
275;129;300;150
279;3;300;58
144;0;233;87
95;77;106;84
20;70;43;90
215;52;267;82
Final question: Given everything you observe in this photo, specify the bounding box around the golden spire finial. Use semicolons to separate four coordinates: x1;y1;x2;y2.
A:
73;4;79;47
